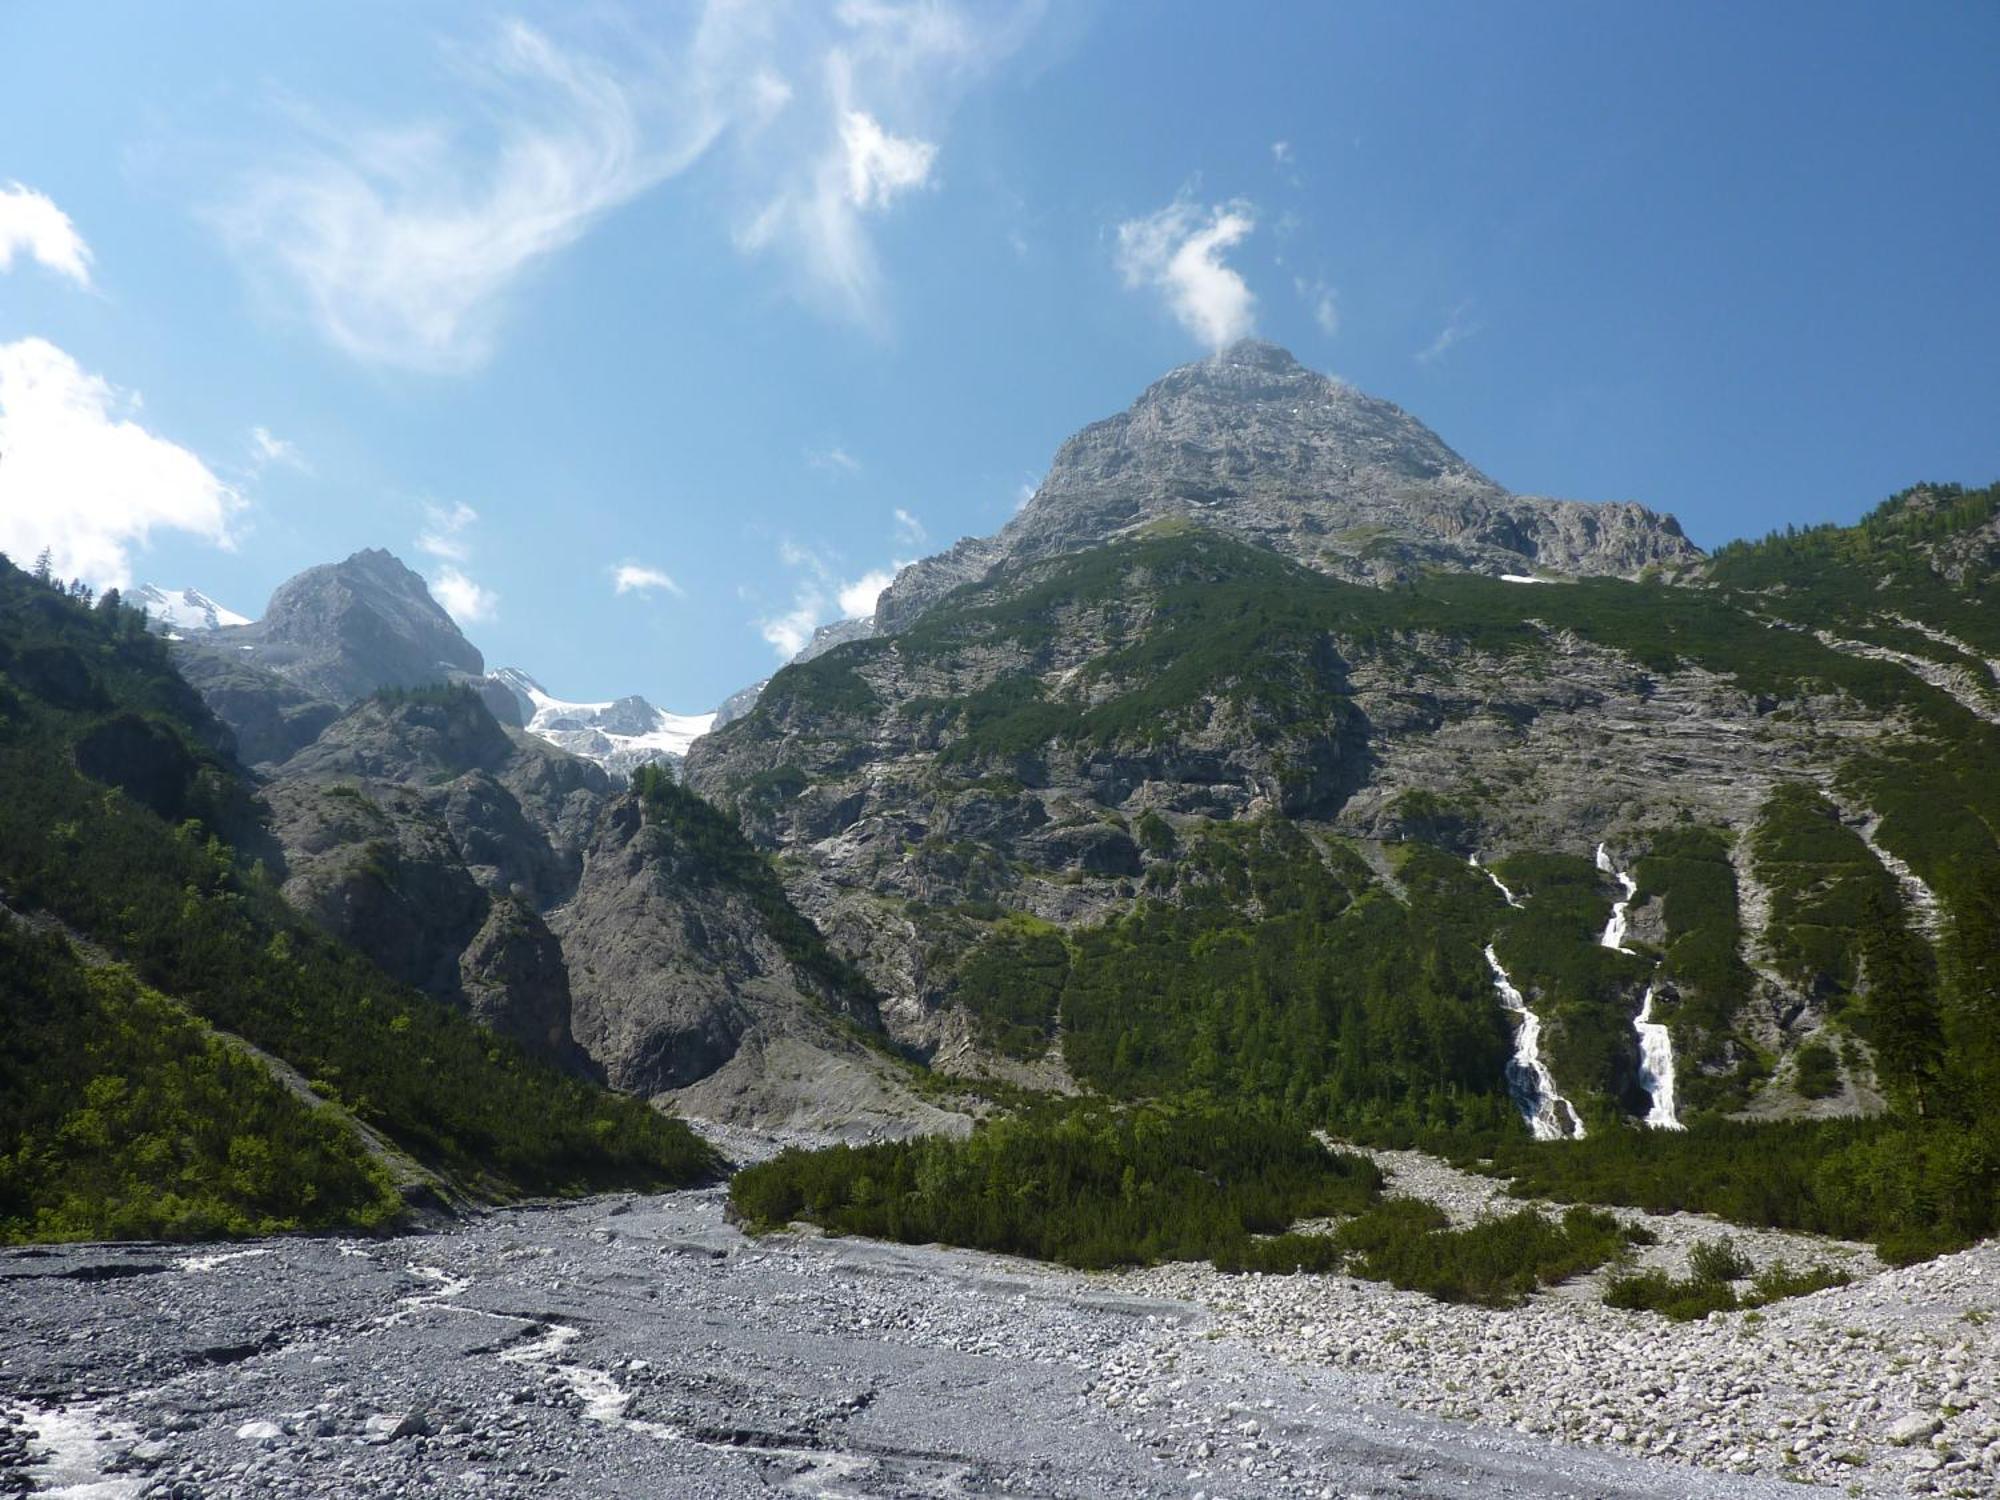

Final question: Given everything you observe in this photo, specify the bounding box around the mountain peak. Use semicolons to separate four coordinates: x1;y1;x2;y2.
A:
170;548;484;706
871;345;1702;630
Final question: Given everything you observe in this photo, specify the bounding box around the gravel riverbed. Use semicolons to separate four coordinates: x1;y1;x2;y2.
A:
0;1142;1989;1498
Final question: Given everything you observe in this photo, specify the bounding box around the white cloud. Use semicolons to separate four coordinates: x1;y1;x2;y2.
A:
215;21;720;372
0;184;92;287
759;596;821;658
410;500;494;620
1295;276;1339;337
0;338;240;589
754;530;914;658
428;565;498;625
611;562;682;596
1114;195;1258;349
892;506;925;546
1416;301;1481;365
1270;141;1293;166
839;109;936;208
807;444;861;473
729;1;1041;326
416;499;479;563
248;425;308;472
216;6;1045;363
837;566;896;618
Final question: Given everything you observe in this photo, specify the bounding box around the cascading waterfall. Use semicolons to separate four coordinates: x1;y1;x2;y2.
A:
1483;943;1585;1140
1595;841;1637;951
1595;842;1684;1130
1632;984;1682;1130
1469;853;1523;908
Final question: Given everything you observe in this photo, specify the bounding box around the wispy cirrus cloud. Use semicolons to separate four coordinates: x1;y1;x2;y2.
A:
807;443;862;474
0;338;241;588
726;2;1043;328
215;21;717;373
1416;300;1481;365
1295;276;1338;337
1114;194;1258;348
247;425;308;474
214;5;1048;369
0;184;92;287
611;562;682;597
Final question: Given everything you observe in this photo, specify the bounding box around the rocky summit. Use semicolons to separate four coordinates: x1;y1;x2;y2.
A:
873;340;1700;630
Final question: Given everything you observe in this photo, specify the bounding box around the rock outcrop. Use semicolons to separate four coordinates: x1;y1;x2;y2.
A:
874;340;1699;630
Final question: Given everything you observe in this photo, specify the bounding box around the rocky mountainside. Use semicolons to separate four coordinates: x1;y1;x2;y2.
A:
0;559;718;1245
872;340;1700;630
687;333;2000;1153
166;550;487;767
191;548;485;703
119;556;942;1136
239;681;933;1134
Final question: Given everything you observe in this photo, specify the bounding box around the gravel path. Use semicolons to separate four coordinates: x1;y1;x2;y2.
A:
0;1184;1849;1500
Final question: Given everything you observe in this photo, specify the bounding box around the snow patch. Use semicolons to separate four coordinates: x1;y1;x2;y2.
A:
131;583;249;634
492;667;714;776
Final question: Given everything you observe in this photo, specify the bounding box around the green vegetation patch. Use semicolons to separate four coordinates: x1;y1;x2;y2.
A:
1604;1235;1851;1321
1058;826;1519;1137
952;917;1070;1060
1633;827;1759;1111
729;1100;1383;1270
1224;1200;1632;1309
0;922;402;1244
1751;784;1943;1110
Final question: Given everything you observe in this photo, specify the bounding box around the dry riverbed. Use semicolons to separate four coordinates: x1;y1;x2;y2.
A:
0;1138;1989;1498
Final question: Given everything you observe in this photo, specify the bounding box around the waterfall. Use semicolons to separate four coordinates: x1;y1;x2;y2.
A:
1483;944;1585;1141
1469;853;1523;908
1595;842;1637;952
1595;842;1684;1130
1633;983;1684;1130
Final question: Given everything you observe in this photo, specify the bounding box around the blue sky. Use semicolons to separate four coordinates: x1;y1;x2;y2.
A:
2;2;1996;712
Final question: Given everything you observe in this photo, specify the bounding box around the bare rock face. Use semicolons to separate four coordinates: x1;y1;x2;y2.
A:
875;340;1699;630
259;690;606;1076
197;549;485;704
552;790;938;1137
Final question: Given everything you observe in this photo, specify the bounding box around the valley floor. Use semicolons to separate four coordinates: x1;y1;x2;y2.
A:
0;1140;1990;1499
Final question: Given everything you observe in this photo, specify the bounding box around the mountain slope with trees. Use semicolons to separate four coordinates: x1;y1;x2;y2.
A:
0;555;718;1241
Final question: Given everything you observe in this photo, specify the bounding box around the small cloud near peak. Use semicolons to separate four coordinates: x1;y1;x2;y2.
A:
1114;194;1258;349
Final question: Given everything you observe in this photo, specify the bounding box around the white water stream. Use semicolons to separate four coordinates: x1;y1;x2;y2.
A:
1469;853;1523;908
1483;943;1585;1141
1594;843;1684;1130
